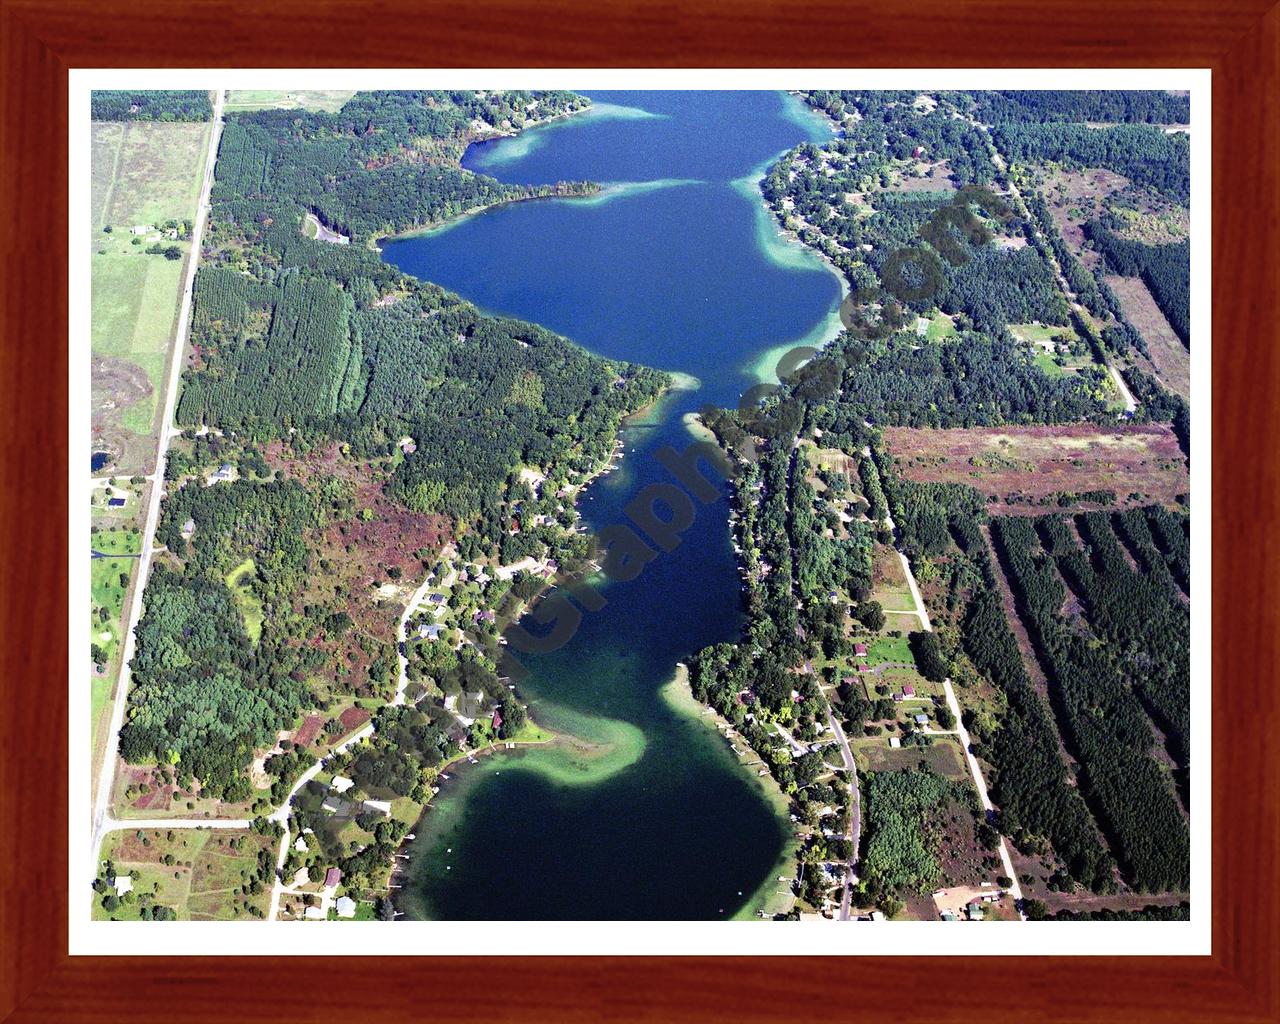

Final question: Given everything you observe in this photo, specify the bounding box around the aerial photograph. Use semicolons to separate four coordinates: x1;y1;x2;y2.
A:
87;86;1193;926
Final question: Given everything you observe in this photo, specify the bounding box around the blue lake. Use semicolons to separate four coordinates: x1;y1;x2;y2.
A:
382;91;842;920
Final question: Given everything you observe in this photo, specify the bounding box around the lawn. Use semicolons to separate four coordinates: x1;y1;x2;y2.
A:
870;544;915;611
225;557;265;643
91;554;136;661
91;526;141;556
867;634;914;666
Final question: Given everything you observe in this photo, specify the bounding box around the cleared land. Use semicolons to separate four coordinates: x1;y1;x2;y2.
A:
94;828;274;921
91;120;209;474
225;90;356;112
1105;275;1191;401
885;424;1188;512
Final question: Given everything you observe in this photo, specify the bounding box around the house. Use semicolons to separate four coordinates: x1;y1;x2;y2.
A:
330;776;355;794
889;736;901;749
916;316;930;337
472;609;497;625
113;875;133;895
492;707;504;732
857;663;870;673
130;224;152;235
902;685;916;698
914;713;930;726
911;145;926;158
335;896;357;919
304;906;326;920
323;867;342;889
940;911;957;921
210;463;234;481
853;643;868;657
430;594;446;605
967;903;985;921
399;436;417;454
362;799;392;816
293;836;308;853
420;623;443;641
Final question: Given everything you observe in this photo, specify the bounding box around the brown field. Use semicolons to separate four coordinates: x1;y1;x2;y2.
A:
1106;275;1191;400
885;424;1188;512
1040;167;1130;263
891;160;957;193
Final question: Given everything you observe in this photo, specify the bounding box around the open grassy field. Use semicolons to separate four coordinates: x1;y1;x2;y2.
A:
869;543;914;611
91;120;209;474
225;557;265;643
885;424;1189;512
1105;275;1191;401
853;733;968;780
93;828;274;921
226;90;355;112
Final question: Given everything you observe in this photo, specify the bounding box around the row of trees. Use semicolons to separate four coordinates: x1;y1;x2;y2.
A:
91;90;212;122
992;515;1189;893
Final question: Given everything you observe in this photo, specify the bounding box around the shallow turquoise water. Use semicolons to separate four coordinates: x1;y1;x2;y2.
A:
383;91;840;920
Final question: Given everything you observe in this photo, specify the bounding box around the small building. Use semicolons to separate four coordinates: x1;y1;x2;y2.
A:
113;875;133;895
130;224;152;235
853;643;868;657
362;799;392;816
914;713;930;727
293;836;308;853
323;867;342;888
888;736;901;749
857;663;870;674
335;896;357;919
330;776;355;794
902;685;916;698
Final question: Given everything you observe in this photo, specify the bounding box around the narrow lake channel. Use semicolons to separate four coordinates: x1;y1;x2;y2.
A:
382;91;843;920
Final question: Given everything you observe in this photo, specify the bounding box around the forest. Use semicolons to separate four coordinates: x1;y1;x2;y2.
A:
121;90;670;821
992;123;1190;203
879;472;1118;891
1086;220;1191;346
992;514;1189;892
91;90;213;121
962;90;1190;127
212;91;594;241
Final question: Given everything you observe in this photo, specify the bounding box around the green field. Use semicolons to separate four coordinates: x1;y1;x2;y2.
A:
225;558;265;643
867;634;914;666
91;553;137;662
91;120;209;443
225;90;355;113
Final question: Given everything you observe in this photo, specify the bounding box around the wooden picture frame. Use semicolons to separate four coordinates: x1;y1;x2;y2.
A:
1;1;1274;1019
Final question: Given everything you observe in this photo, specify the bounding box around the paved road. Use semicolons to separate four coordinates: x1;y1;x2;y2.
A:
826;710;860;921
89;89;226;881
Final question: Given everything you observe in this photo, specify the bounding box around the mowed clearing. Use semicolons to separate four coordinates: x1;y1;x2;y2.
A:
225;90;355;112
1106;275;1191;401
91;120;209;472
885;424;1188;512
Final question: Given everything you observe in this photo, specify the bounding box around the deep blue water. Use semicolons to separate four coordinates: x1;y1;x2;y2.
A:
92;451;110;472
382;91;840;920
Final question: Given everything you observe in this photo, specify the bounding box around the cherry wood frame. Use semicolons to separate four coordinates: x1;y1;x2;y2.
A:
2;1;1276;1020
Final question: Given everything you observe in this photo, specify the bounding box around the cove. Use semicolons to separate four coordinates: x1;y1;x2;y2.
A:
382;91;842;920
